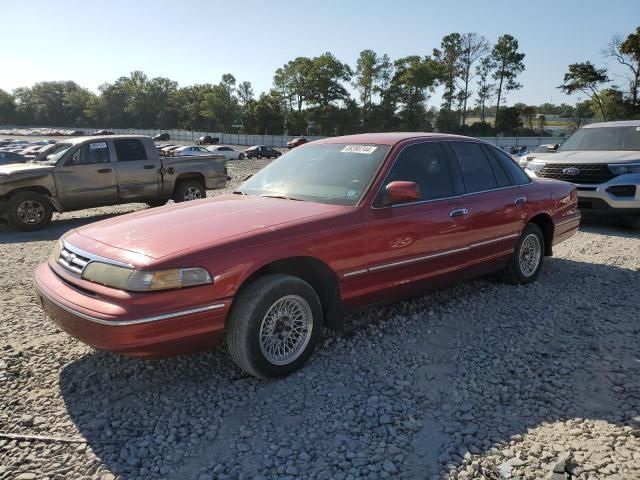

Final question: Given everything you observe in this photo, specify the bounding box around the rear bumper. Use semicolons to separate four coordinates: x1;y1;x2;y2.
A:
34;263;230;358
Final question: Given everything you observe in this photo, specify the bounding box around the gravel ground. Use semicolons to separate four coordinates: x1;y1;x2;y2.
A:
0;157;639;480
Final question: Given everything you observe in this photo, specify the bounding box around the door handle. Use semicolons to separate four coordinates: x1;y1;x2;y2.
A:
143;164;155;169
449;208;469;218
97;168;112;173
514;197;527;207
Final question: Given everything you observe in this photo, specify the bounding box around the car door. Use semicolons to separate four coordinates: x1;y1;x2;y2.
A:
356;141;471;302
446;141;525;265
54;140;118;209
113;139;160;201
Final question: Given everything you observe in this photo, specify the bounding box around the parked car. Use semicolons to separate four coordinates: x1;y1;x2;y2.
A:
206;145;244;160
34;132;579;379
525;120;640;228
287;137;308;149
0;151;26;165
244;145;281;159
93;130;114;135
154;133;171;141
171;146;212;157
159;145;180;156
0;135;228;231
69;130;84;136
196;135;220;145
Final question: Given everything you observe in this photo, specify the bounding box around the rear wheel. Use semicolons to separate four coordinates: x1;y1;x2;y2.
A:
238;153;245;160
227;274;323;379
256;153;262;159
504;223;544;284
7;191;53;231
173;179;205;203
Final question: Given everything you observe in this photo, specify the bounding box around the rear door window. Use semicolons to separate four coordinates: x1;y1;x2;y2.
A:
485;146;532;185
449;142;499;193
114;139;148;162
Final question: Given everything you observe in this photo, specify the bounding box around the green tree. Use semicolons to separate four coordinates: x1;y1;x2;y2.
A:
389;56;441;130
605;27;640;107
559;62;610;120
433;33;462;111
13;81;95;126
354;49;384;127
457;33;490;126
573;100;593;128
521;105;536;129
273;57;314;112
237;81;254;108
0;89;17;124
495;106;522;135
475;56;495;123
491;34;526;132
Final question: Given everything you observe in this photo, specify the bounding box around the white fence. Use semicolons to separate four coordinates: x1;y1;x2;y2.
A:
105;129;564;149
1;125;564;149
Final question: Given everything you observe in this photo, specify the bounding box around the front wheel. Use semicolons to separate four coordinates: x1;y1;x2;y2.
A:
504;223;545;284
238;153;244;160
173;179;205;202
7;191;53;231
227;274;323;379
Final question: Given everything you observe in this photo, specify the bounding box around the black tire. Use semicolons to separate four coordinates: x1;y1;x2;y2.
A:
146;199;169;208
504;223;545;285
623;216;640;230
256;153;262;159
239;153;245;160
227;274;324;379
7;191;53;231
172;179;205;203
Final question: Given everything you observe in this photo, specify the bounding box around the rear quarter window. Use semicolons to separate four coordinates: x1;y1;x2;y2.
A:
486;146;532;185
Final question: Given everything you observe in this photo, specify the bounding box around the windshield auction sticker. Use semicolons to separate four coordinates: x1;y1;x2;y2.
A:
341;145;378;154
90;142;108;150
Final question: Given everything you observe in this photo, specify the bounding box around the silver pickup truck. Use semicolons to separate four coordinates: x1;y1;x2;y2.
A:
0;135;228;231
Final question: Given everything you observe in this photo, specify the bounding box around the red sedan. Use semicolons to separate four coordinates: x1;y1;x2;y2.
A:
35;133;580;378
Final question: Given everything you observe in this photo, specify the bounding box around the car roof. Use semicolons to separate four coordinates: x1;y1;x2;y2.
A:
314;132;490;146
584;120;640;128
59;134;151;145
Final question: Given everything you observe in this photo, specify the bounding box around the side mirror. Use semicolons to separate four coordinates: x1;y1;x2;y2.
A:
385;181;420;205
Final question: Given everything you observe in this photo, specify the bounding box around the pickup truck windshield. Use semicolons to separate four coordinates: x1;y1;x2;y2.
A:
239;143;390;206
559;126;640;151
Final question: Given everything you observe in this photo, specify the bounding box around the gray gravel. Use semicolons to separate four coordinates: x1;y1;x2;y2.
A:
1;158;639;479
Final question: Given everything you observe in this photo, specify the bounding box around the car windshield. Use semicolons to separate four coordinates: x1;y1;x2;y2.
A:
239;143;390;206
40;142;73;163
559;126;640;151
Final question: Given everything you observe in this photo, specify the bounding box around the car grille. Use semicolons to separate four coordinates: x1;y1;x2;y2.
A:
57;246;90;275
537;163;617;184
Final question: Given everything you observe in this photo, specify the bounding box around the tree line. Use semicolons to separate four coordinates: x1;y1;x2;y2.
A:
0;28;638;137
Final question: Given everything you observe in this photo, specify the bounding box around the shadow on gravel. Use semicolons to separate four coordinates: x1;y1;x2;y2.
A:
578;215;640;239
0;210;141;244
59;257;640;479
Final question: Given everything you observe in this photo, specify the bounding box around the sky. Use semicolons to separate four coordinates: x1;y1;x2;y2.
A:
1;0;639;108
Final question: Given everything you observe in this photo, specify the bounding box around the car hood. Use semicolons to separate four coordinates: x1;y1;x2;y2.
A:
0;162;53;175
70;195;349;261
531;150;640;164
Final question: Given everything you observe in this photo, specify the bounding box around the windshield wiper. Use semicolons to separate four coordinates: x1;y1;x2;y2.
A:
260;193;304;201
232;190;246;195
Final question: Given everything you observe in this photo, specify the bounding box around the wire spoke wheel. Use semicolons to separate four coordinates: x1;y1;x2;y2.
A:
259;295;313;365
519;233;541;277
16;200;46;225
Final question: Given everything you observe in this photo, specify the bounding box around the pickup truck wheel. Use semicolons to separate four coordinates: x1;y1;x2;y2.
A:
8;192;53;231
146;199;169;208
227;274;323;379
173;180;205;202
504;223;544;285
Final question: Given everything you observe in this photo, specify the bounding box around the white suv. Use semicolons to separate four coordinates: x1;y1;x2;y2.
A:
526;120;640;228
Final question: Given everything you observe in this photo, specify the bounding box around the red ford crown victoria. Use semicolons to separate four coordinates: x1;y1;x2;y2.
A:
35;133;580;378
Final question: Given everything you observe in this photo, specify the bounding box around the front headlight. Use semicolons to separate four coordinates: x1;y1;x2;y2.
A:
81;263;212;291
608;163;640;175
526;161;546;173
